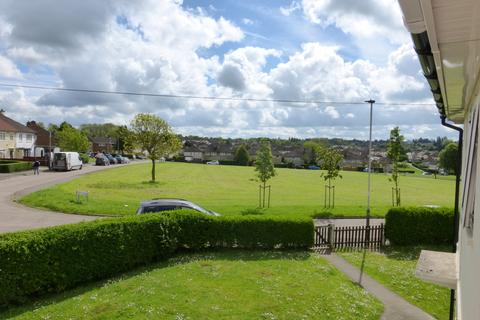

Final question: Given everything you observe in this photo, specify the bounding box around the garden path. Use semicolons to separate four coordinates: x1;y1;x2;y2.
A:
323;253;435;320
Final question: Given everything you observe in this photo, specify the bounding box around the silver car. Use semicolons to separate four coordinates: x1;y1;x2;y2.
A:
136;199;221;216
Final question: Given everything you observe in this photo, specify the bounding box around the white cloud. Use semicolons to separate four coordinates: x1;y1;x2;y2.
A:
242;18;254;25
280;1;301;16
300;0;407;43
0;0;452;140
0;55;21;78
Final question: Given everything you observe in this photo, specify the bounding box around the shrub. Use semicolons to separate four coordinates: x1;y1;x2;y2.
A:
0;212;314;307
240;207;265;215
385;207;454;245
0;215;178;307
167;211;314;250
0;160;32;173
79;153;90;164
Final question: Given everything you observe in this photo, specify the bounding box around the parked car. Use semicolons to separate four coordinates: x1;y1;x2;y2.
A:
120;156;130;164
136;199;221;216
95;154;110;166
51;152;83;171
206;160;219;165
104;154;117;164
308;165;320;170
113;154;123;163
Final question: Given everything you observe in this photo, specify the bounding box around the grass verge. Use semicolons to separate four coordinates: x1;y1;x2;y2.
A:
19;162;454;218
1;250;383;320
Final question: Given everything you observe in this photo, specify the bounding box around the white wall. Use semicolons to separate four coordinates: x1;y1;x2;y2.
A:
15;132;36;155
457;96;480;320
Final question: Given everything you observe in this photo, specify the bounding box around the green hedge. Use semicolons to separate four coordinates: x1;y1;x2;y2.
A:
0;160;32;173
168;212;314;250
385;207;454;245
0;213;314;307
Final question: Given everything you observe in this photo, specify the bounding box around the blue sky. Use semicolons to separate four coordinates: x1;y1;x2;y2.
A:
0;0;457;139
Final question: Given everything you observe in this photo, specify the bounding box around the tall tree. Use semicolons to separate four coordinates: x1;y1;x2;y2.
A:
303;141;324;165
57;126;90;152
234;144;250;166
387;127;405;206
439;142;459;175
128;113;181;182
255;140;276;207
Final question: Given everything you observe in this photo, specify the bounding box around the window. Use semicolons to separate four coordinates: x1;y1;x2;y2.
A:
19;133;23;141
0;132;5;140
26;134;32;142
462;107;478;233
9;134;13;140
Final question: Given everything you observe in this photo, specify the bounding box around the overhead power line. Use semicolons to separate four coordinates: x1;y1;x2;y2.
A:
0;82;435;107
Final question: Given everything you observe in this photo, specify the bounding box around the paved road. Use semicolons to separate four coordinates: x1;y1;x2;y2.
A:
0;162;142;234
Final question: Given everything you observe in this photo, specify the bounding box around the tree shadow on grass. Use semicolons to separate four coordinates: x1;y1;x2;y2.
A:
337;245;451;262
0;249;311;319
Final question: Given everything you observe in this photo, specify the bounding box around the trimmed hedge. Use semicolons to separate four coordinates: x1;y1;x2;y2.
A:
0;213;314;307
0;160;32;173
385;207;454;245
168;212;314;250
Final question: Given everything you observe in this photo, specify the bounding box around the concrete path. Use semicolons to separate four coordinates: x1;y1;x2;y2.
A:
0;162;143;234
323;253;434;320
314;218;385;227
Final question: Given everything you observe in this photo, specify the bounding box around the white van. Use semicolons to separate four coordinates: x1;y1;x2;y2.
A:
52;152;83;171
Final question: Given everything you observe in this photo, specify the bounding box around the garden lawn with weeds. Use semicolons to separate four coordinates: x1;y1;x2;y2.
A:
0;250;383;320
19;162;454;217
338;246;450;320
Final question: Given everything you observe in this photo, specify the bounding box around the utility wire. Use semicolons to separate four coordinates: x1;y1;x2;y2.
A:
0;82;436;106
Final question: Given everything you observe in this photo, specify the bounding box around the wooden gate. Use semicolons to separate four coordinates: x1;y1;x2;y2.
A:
314;224;385;249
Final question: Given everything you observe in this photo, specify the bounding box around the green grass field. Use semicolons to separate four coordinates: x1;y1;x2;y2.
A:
338;246;450;320
19;162;455;217
0;251;383;320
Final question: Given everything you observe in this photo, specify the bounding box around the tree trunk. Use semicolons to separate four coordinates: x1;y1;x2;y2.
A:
151;159;156;182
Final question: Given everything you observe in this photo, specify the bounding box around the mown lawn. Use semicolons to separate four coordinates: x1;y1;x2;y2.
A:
0;251;383;320
19;162;454;217
338;246;450;320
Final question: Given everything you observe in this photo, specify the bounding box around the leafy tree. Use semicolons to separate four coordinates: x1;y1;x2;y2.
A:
387;127;405;206
439;142;458;175
319;148;343;207
303;141;324;165
56;126;90;152
127;113;181;182
255;140;276;207
319;148;343;187
234;144;250;166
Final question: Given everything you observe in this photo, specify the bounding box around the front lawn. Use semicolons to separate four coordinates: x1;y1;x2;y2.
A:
19;162;454;217
1;251;383;320
338;246;450;320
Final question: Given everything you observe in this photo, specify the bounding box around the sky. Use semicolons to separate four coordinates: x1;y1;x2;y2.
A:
0;0;457;140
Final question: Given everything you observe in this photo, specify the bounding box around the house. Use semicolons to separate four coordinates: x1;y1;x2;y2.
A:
0;111;36;159
26;121;58;158
90;137;117;153
399;1;479;318
183;145;203;162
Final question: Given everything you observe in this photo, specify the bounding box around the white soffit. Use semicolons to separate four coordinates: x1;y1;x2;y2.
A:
431;0;480;123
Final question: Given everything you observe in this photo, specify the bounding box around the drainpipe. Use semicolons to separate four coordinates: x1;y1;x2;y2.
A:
440;115;463;320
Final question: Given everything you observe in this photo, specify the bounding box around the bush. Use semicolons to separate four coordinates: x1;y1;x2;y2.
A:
0;160;32;173
79;153;90;164
0;212;314;307
167;211;314;250
385;207;454;245
0;215;178;307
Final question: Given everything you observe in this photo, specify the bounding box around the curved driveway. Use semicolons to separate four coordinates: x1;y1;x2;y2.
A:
0;162;141;234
